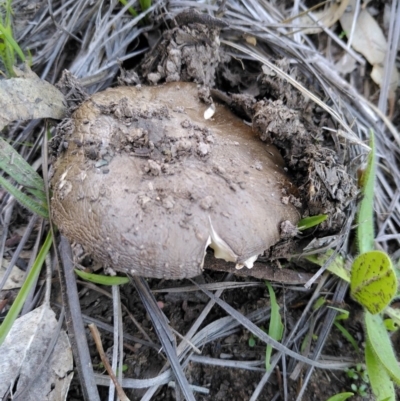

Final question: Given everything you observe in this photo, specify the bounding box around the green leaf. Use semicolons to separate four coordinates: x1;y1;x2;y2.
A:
297;214;328;230
306;250;350;282
0;231;52;346
365;340;395;401
265;282;284;370
324;392;354;401
74;269;129;286
365;311;400;385
350;251;396;314
333;321;359;354
357;129;376;254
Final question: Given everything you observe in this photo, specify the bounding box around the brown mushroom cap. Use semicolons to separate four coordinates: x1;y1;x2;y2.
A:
51;82;300;279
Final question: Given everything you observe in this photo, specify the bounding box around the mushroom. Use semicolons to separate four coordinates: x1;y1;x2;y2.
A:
51;82;300;279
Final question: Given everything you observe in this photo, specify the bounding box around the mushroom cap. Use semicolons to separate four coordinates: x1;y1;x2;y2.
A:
51;82;299;279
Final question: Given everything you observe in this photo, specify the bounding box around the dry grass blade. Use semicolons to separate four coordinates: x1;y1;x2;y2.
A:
152;281;263;293
190;279;352;370
139;277;231;400
190;355;265;372
94;370;173;389
76;279;156;346
58;236;100;401
206;259;317;284
139;318;240;398
132;276;196;401
81;313;158;350
295;280;349;401
378;1;400;116
94;372;210;394
109;285;122;401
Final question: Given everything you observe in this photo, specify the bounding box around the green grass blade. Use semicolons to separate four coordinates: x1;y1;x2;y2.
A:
0;22;25;63
0;231;52;346
333;321;359;354
0;36;14;77
3;0;13;26
0;174;48;218
265;282;284;370
4;25;15;73
328;306;349;321
119;0;138;17
0;137;46;198
74;269;129;286
0;137;48;217
139;0;152;11
357;129;376;254
297;214;328;230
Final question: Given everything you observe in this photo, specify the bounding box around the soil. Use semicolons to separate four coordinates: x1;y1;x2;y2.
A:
63;275;371;401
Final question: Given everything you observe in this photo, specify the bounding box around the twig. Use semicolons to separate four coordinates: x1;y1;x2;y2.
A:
88;323;130;401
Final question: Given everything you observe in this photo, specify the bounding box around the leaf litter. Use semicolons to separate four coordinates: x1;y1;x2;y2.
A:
0;66;67;131
0;304;73;400
0;0;399;400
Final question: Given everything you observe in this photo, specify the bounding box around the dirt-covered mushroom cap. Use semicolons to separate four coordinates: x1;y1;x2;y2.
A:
51;82;300;279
